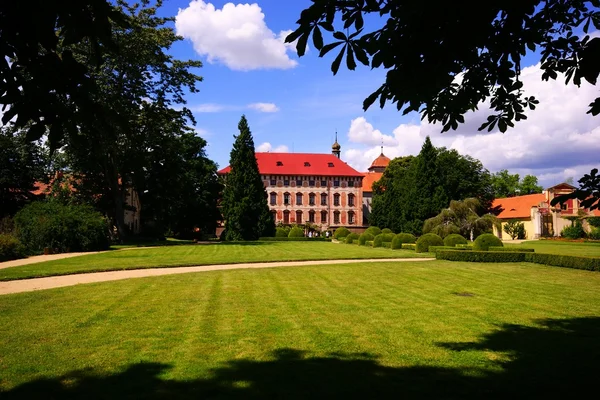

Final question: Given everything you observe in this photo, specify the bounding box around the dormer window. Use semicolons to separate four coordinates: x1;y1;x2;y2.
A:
276;161;283;166
304;162;310;167
328;162;334;167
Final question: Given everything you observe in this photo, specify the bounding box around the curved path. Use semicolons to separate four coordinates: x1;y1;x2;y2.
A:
0;258;434;296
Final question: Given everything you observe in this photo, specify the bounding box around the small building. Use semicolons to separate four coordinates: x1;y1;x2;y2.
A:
217;139;364;231
361;150;390;225
492;183;599;240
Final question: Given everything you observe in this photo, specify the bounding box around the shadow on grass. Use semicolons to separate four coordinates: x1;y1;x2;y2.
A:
3;317;599;399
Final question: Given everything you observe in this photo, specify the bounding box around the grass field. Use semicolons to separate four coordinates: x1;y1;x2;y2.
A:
1;260;599;398
0;242;425;281
505;239;600;257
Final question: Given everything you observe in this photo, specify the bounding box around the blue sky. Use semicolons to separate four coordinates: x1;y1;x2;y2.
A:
162;0;599;187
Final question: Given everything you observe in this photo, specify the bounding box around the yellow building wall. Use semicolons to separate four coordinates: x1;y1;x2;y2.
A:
495;218;537;240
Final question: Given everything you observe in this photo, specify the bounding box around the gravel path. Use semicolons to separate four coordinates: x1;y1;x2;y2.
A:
0;252;106;270
0;258;434;296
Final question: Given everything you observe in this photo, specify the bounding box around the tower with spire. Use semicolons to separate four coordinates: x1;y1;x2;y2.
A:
331;130;341;158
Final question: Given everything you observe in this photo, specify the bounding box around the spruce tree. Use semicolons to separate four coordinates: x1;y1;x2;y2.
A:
222;116;274;240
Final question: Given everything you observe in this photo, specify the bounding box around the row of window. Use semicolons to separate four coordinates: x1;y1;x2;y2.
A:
270;193;355;207
268;179;356;188
276;210;356;225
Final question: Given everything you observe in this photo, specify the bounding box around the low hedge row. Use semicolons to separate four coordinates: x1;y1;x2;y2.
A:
488;246;535;252
259;237;330;242
436;250;600;271
401;243;416;250
428;246;468;252
455;244;474;250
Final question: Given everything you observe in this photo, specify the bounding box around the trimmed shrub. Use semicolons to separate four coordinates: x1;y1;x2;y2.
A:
455;244;474;250
334;227;351;240
275;227;289;237
429;246;468;252
589;228;600;240
488;246;534;252
358;232;374;246
259;237;330;241
381;233;394;242
382;241;392;248
561;224;586;239
364;226;382;237
373;234;385;247
288;227;304;238
436;250;527;262
415;233;444;253
14;201;109;254
394;233;416;244
401;243;416;250
443;234;468;247
345;233;360;244
525;253;600;271
473;233;503;251
0;234;26;262
366;240;374;247
381;228;393;234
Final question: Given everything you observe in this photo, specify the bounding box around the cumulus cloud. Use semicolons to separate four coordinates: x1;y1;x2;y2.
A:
343;63;600;187
257;142;289;153
191;103;226;113
176;1;298;70
248;102;280;113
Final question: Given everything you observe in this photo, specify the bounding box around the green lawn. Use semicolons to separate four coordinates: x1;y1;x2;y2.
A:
505;239;600;257
0;242;426;281
1;261;599;398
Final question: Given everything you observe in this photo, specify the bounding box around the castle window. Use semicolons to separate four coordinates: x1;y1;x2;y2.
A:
328;162;334;167
284;193;291;205
333;180;340;187
270;192;277;206
348;180;354;187
321;193;328;206
309;180;315;187
321;180;327;187
296;179;303;186
348;211;355;224
284;179;289;186
309;210;315;223
270;179;276;186
321;211;327;223
296;193;303;205
309;193;316;206
333;193;340;206
334;211;340;224
296;211;303;224
348;194;355;207
283;210;290;224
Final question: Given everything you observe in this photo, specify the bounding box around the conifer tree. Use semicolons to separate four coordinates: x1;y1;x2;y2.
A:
222;116;274;240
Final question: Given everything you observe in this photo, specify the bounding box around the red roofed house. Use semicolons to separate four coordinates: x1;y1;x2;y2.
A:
218;139;364;232
361;149;391;225
492;182;599;240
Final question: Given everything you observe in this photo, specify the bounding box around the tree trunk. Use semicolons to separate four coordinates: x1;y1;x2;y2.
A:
104;152;128;240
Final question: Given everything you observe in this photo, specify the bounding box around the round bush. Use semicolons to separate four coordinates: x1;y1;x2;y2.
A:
288;226;305;238
473;233;503;251
381;233;394;242
561;224;586;239
275;227;289;237
364;226;382;237
394;233;416;244
345;233;359;244
0;233;25;261
15;201;109;254
373;234;385;248
358;232;374;246
381;228;393;234
415;233;444;253
334;227;351;240
443;233;468;247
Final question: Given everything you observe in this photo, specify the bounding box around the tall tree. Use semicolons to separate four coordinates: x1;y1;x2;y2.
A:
0;126;46;217
222;116;274;241
519;175;544;194
63;0;202;238
423;198;498;240
287;1;600;132
491;170;543;197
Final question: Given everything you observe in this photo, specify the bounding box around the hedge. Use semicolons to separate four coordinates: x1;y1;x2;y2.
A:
275;227;289;238
394;233;416;244
373;234;384;248
381;233;394;242
345;233;360;244
455;244;474;250
382;242;392;248
288;227;304;238
401;243;416;250
358;232;374;246
488;246;535;252
525;253;600;271
429;246;468;252
381;228;393;234
443;234;468;247
415;233;444;253
0;233;25;262
436;250;527;263
259;237;330;242
473;233;503;251
436;250;600;271
334;227;351;240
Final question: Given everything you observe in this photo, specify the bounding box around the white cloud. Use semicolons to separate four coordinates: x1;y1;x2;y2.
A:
343;63;600;187
176;1;298;70
248;102;280;113
191;103;225;113
257;142;289;152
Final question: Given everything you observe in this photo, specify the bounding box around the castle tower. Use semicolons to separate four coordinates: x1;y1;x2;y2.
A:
332;131;341;158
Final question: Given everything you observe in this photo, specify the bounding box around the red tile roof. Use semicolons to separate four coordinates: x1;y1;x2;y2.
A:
369;153;391;169
218;152;363;177
492;193;546;219
362;172;383;192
